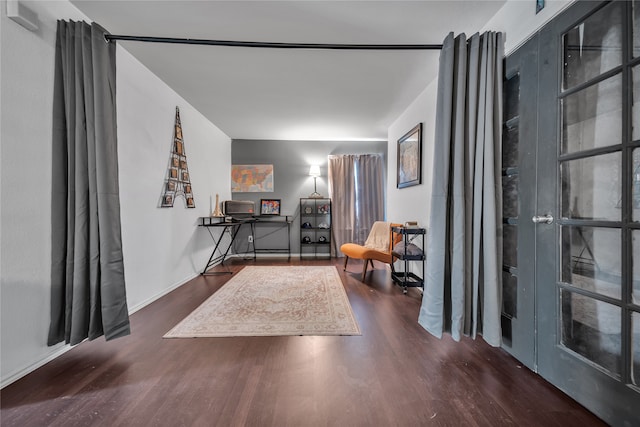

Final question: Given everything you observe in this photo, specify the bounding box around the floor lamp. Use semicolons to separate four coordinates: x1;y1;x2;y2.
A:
309;165;322;198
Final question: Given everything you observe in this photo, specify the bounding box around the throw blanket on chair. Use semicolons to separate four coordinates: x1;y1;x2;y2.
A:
363;221;390;252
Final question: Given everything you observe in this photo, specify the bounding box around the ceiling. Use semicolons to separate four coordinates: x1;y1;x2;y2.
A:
70;1;507;141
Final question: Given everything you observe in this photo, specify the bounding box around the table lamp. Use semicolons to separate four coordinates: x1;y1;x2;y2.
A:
309;165;321;198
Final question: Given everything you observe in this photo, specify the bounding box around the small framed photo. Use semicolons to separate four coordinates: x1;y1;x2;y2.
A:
182;171;189;181
175;141;183;155
170;168;178;179
184;184;192;194
180;160;187;169
166;180;176;192
175;126;183;140
172;157;179;168
260;199;281;215
186;196;195;208
161;194;173;207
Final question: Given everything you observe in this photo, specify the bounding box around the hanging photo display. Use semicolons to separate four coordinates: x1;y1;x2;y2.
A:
160;107;195;208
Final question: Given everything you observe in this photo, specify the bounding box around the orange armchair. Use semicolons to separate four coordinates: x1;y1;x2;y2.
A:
340;222;403;281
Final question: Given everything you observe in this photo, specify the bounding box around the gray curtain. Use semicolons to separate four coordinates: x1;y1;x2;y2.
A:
418;32;503;347
48;21;130;346
328;154;385;256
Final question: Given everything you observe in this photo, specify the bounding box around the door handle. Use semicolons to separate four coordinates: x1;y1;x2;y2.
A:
532;214;554;224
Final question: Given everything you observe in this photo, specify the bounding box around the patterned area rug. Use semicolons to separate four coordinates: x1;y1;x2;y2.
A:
164;266;361;337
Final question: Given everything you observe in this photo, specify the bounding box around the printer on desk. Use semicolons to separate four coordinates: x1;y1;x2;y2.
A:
223;200;255;221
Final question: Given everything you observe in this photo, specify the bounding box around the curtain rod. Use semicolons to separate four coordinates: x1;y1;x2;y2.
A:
104;34;442;50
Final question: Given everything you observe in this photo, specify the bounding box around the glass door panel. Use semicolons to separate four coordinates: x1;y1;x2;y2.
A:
635;0;640;58
561;226;621;299
502;126;519;167
561;74;622;153
634;65;640;141
503;224;517;269
632;230;640;304
562;1;622;90
634;149;640;220
634;312;640;385
560;289;622;377
560;152;621;220
502;174;518;219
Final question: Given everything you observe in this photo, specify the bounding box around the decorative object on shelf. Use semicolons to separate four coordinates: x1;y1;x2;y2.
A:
231;164;274;192
308;165;322;198
318;222;329;229
301;222;313;229
302;236;312;244
304;206;313;214
319;236;327;243
397;123;422;189
260;198;281;215
211;193;224;217
160;106;195;208
317;203;330;214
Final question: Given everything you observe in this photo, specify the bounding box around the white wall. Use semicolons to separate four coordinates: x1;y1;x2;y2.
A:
387;84;437;228
117;48;231;312
483;0;574;55
0;0;231;387
386;0;575;230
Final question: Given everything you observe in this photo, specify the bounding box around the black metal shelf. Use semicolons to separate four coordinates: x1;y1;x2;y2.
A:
300;198;332;258
390;226;426;294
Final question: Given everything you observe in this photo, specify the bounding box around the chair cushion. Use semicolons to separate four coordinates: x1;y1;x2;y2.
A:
340;242;393;264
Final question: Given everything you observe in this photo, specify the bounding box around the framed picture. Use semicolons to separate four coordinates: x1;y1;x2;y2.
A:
260;199;281;215
186;196;195;208
172;157;179;167
170;168;178;179
166;180;176;192
161;194;173;207
397;123;422;189
231;164;274;192
184;184;192;194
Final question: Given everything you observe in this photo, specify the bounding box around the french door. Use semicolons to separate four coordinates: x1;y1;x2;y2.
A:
505;1;640;424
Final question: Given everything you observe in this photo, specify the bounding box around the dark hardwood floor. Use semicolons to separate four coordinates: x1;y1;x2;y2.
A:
1;258;605;426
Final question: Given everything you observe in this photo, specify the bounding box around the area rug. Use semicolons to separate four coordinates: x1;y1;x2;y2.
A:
164;266;361;337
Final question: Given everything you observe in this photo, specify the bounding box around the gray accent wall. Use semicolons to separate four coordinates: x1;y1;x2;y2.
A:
231;139;387;255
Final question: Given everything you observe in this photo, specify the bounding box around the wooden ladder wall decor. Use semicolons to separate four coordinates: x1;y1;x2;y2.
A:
160;107;195;208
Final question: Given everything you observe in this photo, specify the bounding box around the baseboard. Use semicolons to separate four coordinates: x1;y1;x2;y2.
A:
229;253;305;259
127;271;200;314
1;344;72;389
1;269;205;389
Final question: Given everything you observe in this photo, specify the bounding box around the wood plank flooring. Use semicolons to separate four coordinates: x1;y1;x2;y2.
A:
1;258;606;426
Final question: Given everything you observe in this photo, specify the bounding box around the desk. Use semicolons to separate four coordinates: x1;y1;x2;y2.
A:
249;215;293;259
199;217;252;275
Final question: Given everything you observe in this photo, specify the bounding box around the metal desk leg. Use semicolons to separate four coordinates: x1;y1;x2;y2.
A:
202;224;240;275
